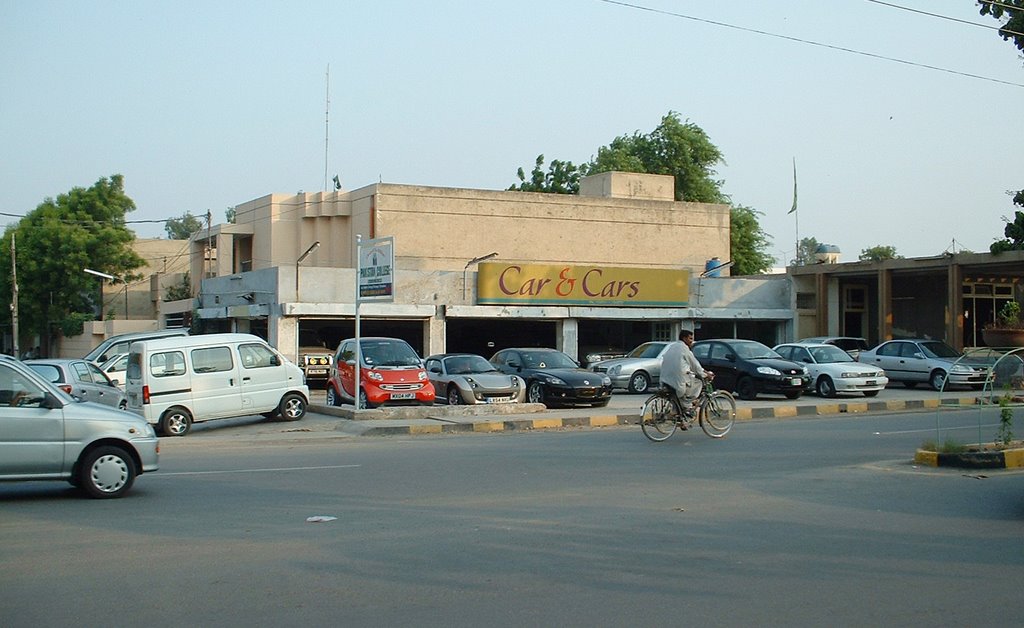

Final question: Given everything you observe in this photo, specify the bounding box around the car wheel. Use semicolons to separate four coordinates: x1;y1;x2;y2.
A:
627;371;650;394
815;376;837;398
863;390;880;397
737;377;758;401
325;385;340;407
278;393;306;421
358;389;372;410
784;390;802;400
159;407;192;437
903;381;917;389
592;399;610;407
447;385;463;405
930;370;947;391
78;446;136;499
527;381;545;404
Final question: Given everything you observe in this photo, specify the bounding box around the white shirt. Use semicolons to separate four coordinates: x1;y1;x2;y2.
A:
660;340;706;393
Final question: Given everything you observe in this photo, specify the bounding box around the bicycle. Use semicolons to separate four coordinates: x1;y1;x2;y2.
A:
640;378;736;442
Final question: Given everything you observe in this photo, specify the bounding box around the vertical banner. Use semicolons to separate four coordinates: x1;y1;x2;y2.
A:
358;236;394;302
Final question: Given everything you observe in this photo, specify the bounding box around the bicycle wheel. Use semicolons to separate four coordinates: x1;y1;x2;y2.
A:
699;390;736;438
641;394;678;442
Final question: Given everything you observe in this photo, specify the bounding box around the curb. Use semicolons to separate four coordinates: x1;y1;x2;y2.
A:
914;447;1024;469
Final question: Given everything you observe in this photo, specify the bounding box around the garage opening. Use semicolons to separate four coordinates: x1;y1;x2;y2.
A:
577;320;669;366
297;319;427;356
445;319;557;359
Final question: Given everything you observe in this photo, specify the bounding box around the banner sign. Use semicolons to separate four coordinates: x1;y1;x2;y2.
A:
358;236;394;302
477;263;689;307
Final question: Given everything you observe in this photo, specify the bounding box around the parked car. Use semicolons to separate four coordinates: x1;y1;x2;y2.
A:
691;339;810;400
579;345;628;369
425;353;525;405
298;329;333;387
774;342;888;398
799;336;871;360
490;347;613;407
0;355;159;498
84;328;189;364
99;353;129;391
589;341;671;394
25;358;128;410
326;337;435;409
857;339;989;390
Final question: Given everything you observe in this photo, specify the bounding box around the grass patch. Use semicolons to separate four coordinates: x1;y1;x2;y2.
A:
920;439;967;454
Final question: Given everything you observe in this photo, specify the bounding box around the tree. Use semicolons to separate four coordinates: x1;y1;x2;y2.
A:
990;190;1024;252
225;206;236;224
507;155;581;194
792;236;821;266
979;0;1024;55
163;272;192;301
858;245;902;262
164;211;203;239
730;206;775;275
0;175;145;349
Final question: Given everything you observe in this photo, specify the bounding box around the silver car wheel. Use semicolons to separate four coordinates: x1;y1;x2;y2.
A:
91;453;130;493
447;385;462;405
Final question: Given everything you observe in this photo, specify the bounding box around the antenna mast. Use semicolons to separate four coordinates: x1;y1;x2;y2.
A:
324;64;330;192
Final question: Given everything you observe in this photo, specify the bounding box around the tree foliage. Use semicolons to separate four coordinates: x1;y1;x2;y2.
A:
990;190;1024;253
791;236;821;266
164;211;203;239
858;245;902;262
0;175;145;345
730;206;775;275
979;0;1024;55
507;155;581;194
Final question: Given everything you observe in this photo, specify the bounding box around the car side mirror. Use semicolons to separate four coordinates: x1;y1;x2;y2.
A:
913;352;925;360
270;355;280;366
726;354;736;362
429;366;441;374
110;378;119;387
802;358;812;364
507;360;520;369
41;392;63;409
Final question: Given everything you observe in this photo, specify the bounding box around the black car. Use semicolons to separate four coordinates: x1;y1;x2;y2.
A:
691;339;810;400
490;348;613;407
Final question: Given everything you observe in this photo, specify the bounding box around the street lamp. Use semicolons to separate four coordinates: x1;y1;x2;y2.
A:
463;252;498;301
296;241;321;299
84;268;127;319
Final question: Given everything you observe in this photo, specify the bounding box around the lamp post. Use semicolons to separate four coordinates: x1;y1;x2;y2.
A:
295;241;321;300
84;268;128;319
463;252;498;301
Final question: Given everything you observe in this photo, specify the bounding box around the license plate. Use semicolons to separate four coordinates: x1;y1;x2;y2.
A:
307;369;327;376
486;396;512;404
790;378;802;386
390;392;415;400
865;380;876;386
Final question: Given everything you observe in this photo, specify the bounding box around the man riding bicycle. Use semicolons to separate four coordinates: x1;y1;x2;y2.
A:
660;329;713;418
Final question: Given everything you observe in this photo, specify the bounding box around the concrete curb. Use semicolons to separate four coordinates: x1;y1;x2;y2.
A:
914;447;1024;469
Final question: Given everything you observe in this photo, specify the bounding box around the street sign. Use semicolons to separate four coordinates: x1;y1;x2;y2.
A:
358;236;394;302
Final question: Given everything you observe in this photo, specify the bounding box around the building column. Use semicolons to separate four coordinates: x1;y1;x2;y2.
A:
815;272;829;336
271;311;298;362
425;309;445;357
558;318;579;360
947;262;963;349
877;269;892;342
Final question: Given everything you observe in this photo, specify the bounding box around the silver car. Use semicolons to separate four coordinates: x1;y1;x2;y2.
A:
425;353;525;405
0;355;159;498
26;358;128;409
858;339;988;391
589;341;671;394
775;342;888;398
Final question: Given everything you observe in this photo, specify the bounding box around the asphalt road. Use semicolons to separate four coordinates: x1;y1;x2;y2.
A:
2;408;1021;627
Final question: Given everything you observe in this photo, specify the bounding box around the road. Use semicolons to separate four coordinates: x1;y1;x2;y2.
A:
1;407;1021;627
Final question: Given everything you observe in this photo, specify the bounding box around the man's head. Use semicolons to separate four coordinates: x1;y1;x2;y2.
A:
679;329;694;346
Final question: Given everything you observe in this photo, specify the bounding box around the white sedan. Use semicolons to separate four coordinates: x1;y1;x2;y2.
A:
774;342;888;398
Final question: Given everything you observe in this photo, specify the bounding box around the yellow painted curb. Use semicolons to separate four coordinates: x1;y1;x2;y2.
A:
816;403;841;415
472;422;505;432
844;402;868;414
914;450;939;466
408;424;442;434
773;406;798;418
884;400;903;411
735;407;753;420
1004;449;1024;468
589;415;619;427
921;399;940;409
530;418;564;430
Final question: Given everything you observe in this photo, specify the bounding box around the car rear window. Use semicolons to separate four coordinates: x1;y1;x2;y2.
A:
26;363;63;383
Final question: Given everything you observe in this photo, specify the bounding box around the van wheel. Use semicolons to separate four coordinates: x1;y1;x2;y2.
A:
78;446;136;499
159;407;192;437
279;393;306;421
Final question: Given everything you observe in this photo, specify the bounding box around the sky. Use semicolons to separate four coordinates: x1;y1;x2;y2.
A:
1;1;1022;265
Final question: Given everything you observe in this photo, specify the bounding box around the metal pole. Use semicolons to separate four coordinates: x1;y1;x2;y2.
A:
354;234;362;411
11;233;18;358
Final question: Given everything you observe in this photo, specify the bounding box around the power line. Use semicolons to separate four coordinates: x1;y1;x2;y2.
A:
596;0;1024;88
865;0;1024;39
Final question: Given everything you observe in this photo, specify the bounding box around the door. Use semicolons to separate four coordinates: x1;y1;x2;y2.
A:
188;346;243;419
237;342;287;412
867;341;911;381
899;342;931;382
0;363;64;478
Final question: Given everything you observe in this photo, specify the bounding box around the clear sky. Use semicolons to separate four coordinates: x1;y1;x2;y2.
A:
1;1;1021;264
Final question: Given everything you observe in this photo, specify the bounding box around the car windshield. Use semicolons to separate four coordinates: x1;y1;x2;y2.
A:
627;342;667;359
360;340;422;367
732;341;781;360
809;345;854;363
919;341;960;359
444;355;496;375
520;350;578;369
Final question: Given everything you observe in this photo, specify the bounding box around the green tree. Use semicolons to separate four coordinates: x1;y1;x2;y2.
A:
507;154;581;194
979;0;1024;55
859;245;902;262
163;271;192;301
164;211;203;239
225;206;236;224
990;190;1024;253
792;236;821;266
730;206;775;275
0;175;145;347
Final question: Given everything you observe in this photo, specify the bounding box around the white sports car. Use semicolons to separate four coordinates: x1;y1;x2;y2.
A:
425;353;526;405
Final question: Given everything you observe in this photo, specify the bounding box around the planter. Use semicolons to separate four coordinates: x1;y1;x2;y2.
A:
915;442;1024;469
982;328;1024;348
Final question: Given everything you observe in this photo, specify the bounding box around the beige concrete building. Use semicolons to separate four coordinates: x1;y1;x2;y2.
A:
188;172;794;362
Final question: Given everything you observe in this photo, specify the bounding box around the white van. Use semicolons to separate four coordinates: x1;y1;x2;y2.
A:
125;333;309;436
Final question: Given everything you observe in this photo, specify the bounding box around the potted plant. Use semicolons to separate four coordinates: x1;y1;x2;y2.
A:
983;301;1024;347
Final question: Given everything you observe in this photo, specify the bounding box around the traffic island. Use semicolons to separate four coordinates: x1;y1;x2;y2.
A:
914;444;1024;469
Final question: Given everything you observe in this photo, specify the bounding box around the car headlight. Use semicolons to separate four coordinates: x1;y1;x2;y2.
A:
951;364;972;374
756;366;782;376
601;375;612;386
608;365;621;376
540;374;566;385
510;377;520;387
367;370;384;382
418;371;428;381
840;372;862;378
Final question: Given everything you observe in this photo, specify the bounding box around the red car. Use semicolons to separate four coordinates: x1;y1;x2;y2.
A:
326;337;435;408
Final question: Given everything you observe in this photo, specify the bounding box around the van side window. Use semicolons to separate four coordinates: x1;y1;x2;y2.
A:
150;351;186;377
238;343;276;369
191;347;233;373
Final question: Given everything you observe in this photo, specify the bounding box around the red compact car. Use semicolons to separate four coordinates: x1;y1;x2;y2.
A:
326;337;435;408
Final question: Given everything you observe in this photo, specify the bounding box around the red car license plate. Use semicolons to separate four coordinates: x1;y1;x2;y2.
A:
390;392;415;400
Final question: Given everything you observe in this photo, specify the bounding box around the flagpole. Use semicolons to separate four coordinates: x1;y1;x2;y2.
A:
790;158;799;265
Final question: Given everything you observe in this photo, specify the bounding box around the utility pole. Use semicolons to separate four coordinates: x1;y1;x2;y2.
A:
10;233;18;358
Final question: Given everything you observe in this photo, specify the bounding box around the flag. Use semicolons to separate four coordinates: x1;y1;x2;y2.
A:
788;158;798;214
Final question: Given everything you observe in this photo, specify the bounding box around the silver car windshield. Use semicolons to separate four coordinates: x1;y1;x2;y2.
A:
810;345;854;364
444;355;496;375
919;341;959;359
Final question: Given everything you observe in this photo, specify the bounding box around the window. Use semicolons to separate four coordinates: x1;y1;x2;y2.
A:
710;343;733;361
877;342;901;357
337;342;355;364
191;347;233;373
71;362;94;384
238;343;276;369
87;362;112;386
0;364;47;407
150;351;186;377
691;343;710;360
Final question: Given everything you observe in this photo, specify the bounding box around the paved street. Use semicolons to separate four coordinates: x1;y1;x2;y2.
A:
2;405;1021;627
